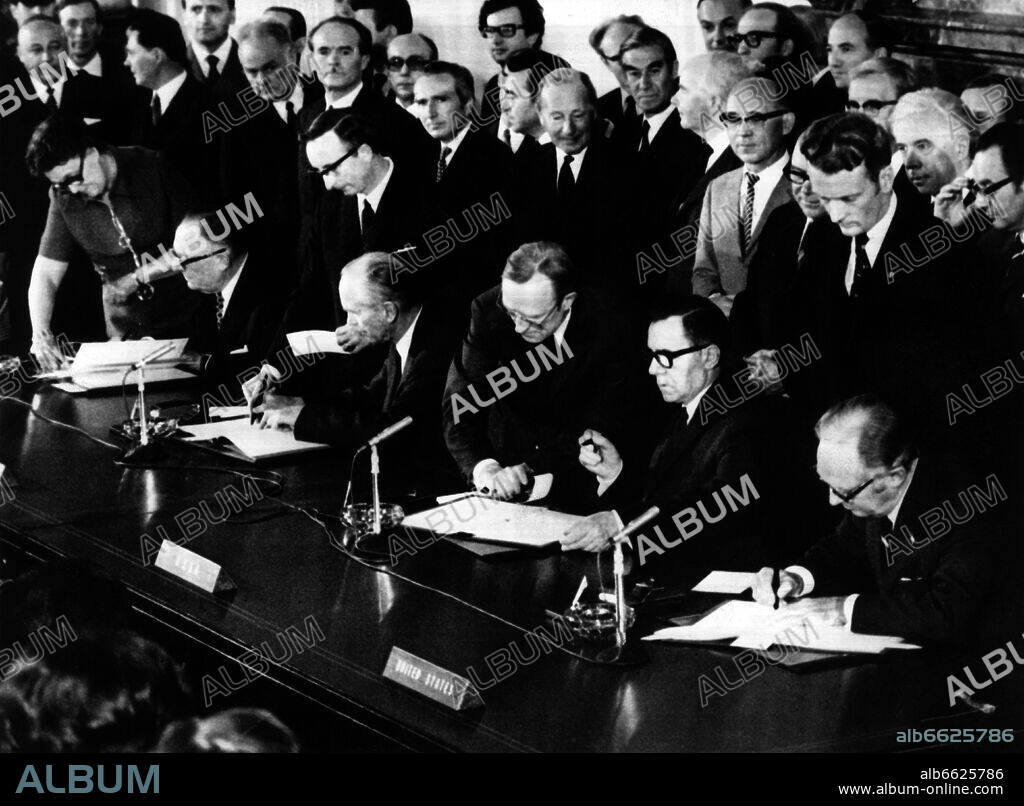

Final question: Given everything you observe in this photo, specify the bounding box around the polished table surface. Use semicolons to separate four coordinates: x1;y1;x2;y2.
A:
1;380;1021;753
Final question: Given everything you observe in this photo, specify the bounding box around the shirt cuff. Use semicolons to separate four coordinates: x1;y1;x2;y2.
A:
842;594;859;631
786;565;814;597
472;458;502;491
596;462;624;497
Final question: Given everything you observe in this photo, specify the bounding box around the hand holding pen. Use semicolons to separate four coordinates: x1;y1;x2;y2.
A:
242;364;282;425
750;567;804;607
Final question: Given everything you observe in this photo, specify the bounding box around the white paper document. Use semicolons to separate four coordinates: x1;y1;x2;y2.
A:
287;330;347;356
402;494;583;548
434;473;553;505
178;419;330;461
691;570;757;595
644;600;921;653
39;338;193;391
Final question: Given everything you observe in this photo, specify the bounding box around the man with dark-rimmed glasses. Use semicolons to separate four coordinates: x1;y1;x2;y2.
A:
443;241;646;511
588;14;644;130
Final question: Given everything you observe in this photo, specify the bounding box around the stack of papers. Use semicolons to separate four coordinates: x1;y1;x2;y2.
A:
40;339;195;392
644;600;921;654
178;419;330;462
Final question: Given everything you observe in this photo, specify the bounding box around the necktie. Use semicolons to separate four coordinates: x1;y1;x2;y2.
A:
206;55;220;86
624;94;636;120
151;93;162;128
361;199;375;240
436;145;451;183
851;233;871;299
503;128;512;149
648;406;690;475
45;86;57;111
285;100;296;128
215;292;225;328
383;345;402;410
741;172;760;255
557;154;575;202
639;119;650;153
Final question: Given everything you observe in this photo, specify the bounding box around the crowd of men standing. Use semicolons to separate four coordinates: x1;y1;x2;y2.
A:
0;0;1022;648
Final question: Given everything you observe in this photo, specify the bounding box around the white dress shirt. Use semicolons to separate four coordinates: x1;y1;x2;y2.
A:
554;146;586;184
220;253;248;311
845;195;898;294
705;129;732;174
192;36;233;76
30;75;63;107
327;81;363;109
741;151;789;235
153;69;188;115
273;83;304;125
640;104;675;148
394;307;422;375
357;157;394;234
77;52;103;77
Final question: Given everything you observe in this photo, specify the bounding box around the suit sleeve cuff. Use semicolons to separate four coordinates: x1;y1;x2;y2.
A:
786;565;814;596
842;594;858;631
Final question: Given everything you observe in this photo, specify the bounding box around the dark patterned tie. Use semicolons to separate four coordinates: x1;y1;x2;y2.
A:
557;154;574;202
436;145;451;183
850;233;871;299
206;55;220;86
741;172;760;255
151;93;161;128
45;86;57;111
215;292;225;328
638;119;650;153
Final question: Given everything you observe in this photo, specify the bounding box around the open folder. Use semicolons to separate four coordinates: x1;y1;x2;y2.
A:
177;419;330;462
644;600;922;654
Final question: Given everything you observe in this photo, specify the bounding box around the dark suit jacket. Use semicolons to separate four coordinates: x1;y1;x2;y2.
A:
798;457;1005;646
293;303;462;496
597;87;636;133
513;138;631;293
443;286;650;512
479;50;569;129
129;73;216;204
187;40;247;99
60;53;137;145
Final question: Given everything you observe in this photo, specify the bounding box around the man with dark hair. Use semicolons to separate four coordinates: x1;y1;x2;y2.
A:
125;8;213;202
261;252;462;495
413;61;513;305
514;69;630;294
443;241;647;511
693;77;794;314
961;73;1024;135
751;394;1005;647
263;5;305;45
498;47;557;158
697;0;750;52
617;26;706;290
588;14;644;129
798;113;975;435
826;11;890;92
351;0;412;95
563;292;813;584
181;0;246;97
385;31;435;111
477;0;561;127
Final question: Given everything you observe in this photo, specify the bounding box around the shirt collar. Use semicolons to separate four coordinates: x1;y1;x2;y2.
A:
864;194;898;253
552;307;571;349
886;459;918;526
642;104;675;144
706;128;731;163
30;75;63;104
327;80;363;109
77;52;103;77
441;122;471;159
273;82;304;115
555;145;587;179
154;69;188;113
685;380;713;423
358;156;394;213
220;252;247;309
394;306;422;371
748;150;789;182
193;36;233;65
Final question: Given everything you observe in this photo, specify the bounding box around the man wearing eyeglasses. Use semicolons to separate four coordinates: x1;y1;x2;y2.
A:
751;395;1004;646
588;14;644;131
697;0;750;52
693;78;794;316
476;0;557;129
384;32;435;111
443;241;646;510
731;2;801;75
563;294;809;581
351;0;412;97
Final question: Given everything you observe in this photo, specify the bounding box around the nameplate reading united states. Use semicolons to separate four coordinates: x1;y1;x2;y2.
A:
154;540;235;594
382;647;484;711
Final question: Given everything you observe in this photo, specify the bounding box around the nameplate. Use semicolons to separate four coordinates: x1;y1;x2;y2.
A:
382;647;484;711
154;540;235;594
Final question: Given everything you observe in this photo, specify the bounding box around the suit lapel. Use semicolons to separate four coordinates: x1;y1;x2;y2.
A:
750;174;793;248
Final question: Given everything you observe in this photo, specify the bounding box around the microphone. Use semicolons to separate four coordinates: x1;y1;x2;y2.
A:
366;416;413;447
130;342;175;370
611;505;661;545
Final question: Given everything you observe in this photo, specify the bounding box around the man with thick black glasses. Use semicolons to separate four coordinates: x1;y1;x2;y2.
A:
751;394;1005;647
563;293;814;583
384;31;435;111
587;14;643;131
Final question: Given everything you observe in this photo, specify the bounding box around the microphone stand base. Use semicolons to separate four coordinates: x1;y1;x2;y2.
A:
592;642;648;667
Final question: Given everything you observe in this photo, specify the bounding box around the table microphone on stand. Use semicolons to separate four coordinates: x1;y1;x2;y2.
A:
120;343;176;462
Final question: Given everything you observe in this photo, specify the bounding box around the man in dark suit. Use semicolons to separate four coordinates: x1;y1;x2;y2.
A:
351;0;412;97
57;0;135;143
216;19;305;245
617;27;707;279
563;294;819;585
413;61;513;306
752;395;1005;647
822;11;890;108
693;77;794;315
497;47;556;162
171;210;288;371
296;16;433;231
261;252;462;497
800;112;977;437
443;242;648;512
384;31;435;113
513;69;630;294
588;14;643;133
124;9;214;203
181;0;246;98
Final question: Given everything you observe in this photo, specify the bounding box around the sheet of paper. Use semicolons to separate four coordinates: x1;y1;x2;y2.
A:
287;330;348;356
208;406;249;420
72;338;187;369
692;570;756;595
402;494;582;548
732;628;921;654
434;473;553;505
179;419;329;460
649;600;773;641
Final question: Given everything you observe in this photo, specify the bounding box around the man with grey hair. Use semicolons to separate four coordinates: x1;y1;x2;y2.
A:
261;251;462;495
751;393;1003;647
693;77;794;315
513;69;630;293
588;14;644;129
443;241;645;510
891;88;972;201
